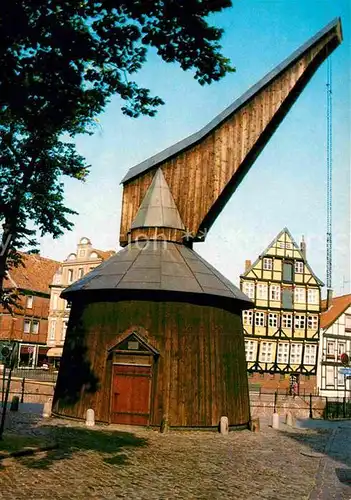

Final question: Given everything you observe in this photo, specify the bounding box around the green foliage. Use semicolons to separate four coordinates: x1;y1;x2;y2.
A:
0;0;234;301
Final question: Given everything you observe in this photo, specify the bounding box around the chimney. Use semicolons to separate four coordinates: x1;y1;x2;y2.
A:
326;288;333;310
245;260;251;272
300;235;306;260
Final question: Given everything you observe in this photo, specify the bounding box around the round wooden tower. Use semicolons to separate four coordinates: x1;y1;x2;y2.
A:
53;240;252;428
53;169;252;428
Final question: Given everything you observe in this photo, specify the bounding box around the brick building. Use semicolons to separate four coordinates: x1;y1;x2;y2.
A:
0;253;60;367
240;228;324;394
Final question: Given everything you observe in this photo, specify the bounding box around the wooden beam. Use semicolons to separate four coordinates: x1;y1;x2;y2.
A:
120;19;342;246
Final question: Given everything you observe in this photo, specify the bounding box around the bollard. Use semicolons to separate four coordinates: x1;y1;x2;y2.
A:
42;398;53;418
249;418;260;432
10;396;19;412
160;416;169;434
285;412;293;427
272;412;280;429
219;416;229;435
86;408;95;427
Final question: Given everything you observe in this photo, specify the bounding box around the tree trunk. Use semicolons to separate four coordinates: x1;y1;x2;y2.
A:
0;228;12;294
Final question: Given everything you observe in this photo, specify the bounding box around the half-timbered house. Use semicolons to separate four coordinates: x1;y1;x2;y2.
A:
240;228;324;393
318;294;351;397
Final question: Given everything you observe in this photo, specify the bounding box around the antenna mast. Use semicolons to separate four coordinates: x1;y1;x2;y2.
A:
326;58;333;294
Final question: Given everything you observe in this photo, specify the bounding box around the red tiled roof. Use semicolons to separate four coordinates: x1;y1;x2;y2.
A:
320;294;351;329
92;249;115;260
4;253;61;295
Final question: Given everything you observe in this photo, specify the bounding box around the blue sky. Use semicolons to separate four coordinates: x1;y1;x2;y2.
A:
40;0;351;297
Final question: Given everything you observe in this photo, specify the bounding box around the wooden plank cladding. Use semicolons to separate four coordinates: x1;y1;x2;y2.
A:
53;299;250;428
119;19;342;246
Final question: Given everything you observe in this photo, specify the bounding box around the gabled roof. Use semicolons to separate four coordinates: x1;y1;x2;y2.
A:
4;253;61;295
131;169;184;230
321;294;351;330
121;18;342;184
240;227;324;286
62;241;253;309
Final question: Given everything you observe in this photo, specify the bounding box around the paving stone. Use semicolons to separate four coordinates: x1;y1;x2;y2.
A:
0;411;350;499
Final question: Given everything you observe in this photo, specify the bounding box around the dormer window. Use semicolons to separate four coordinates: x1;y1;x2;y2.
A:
90;251;98;259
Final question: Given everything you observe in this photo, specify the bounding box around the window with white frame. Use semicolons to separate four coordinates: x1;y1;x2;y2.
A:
255;312;265;327
290;343;303;364
268;313;278;328
294;315;306;329
257;284;268;300
307;315;318;330
245;340;257;362
338;370;345;386
23;320;31;334
279;241;292;249
282;314;292;329
52;293;58;310
327;341;335;357
326;366;334;386
49;320;56;341
259;342;273;363
242;310;253;326
67;269;74;283
345;315;351;330
243;282;255;299
307;288;319;305
337;342;346;357
304;344;317;365
26;295;33;309
270;285;281;301
294;261;304;274
277;343;289;364
263;258;273;270
61;320;68;341
294;287;305;304
32;321;39;334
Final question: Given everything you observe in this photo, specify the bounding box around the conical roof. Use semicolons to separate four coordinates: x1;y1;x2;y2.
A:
131;169;184;230
61;241;253;308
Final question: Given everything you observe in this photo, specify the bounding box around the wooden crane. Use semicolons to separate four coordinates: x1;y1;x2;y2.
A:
53;19;343;429
120;18;342;247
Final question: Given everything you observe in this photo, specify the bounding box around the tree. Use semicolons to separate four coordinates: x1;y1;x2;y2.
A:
0;0;234;303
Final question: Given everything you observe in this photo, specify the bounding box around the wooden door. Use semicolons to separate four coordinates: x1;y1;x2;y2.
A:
111;364;152;425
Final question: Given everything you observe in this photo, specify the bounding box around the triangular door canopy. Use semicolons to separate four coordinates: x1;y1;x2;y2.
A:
131;168;185;230
108;331;159;355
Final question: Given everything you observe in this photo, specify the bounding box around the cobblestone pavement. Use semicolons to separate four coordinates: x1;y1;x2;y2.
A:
309;423;351;500
0;410;349;500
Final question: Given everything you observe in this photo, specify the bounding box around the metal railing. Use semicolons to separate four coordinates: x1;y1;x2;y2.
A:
11;367;58;383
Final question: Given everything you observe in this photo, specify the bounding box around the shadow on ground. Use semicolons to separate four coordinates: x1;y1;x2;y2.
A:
5;424;148;470
279;425;351;469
